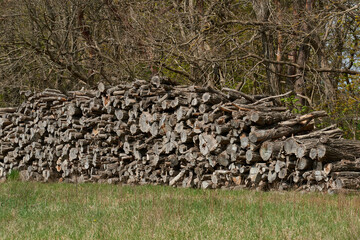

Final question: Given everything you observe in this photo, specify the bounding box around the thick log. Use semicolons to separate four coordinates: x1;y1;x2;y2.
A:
329;159;360;172
246;150;262;164
180;130;195;144
176;106;190;121
274;160;285;173
259;141;283;161
317;144;356;163
248;166;261;183
283;138;299;155
199;104;211;114
267;171;277;183
240;133;249;149
331;171;360;179
217;151;230;167
295;139;319;159
249;110;293;126
249;124;313;143
215;122;231;135
335;177;360;189
325;139;360;158
199;133;218;156
296;157;313;171
115;109;128;121
226;144;239;162
139;112;152;133
278;168;288;179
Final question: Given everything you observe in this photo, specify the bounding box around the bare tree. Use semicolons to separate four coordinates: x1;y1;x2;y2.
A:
0;1;359;137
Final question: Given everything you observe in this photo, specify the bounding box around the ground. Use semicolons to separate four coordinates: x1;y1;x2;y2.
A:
0;181;359;239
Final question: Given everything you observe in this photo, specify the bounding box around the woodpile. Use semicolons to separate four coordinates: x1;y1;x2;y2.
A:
1;76;360;192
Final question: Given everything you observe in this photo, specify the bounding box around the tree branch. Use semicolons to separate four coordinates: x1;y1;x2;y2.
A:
248;54;360;75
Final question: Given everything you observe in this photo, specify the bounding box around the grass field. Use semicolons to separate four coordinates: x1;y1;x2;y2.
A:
0;181;360;240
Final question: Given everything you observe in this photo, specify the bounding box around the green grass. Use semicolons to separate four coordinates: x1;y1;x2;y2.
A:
0;181;360;240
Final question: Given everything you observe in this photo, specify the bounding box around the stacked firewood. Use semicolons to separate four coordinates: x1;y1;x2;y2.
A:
1;77;360;192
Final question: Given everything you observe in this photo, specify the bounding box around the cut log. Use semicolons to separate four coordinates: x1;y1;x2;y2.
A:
202;92;223;105
330;159;360;172
248;166;261;183
296;157;313;171
249;124;313;143
217;151;230;167
259;141;283;161
317;144;356;163
335;177;360;189
283;138;299;155
240;133;249;149
267;171;277;183
326;139;360;158
139;112;152;133
246;150;262;164
331;171;360;179
249;110;293;126
295;139;319;159
278;168;287;179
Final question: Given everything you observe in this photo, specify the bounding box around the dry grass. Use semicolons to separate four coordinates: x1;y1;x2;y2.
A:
1;181;360;239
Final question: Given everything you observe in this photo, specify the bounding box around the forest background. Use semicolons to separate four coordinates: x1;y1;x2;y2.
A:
0;0;359;139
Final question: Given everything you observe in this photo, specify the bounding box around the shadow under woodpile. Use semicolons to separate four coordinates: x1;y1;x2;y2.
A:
1;76;360;192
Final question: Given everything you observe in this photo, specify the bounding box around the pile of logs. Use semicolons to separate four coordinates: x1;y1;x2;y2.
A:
1;76;360;192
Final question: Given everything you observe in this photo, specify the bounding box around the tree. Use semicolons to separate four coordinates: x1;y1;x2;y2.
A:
0;0;359;138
